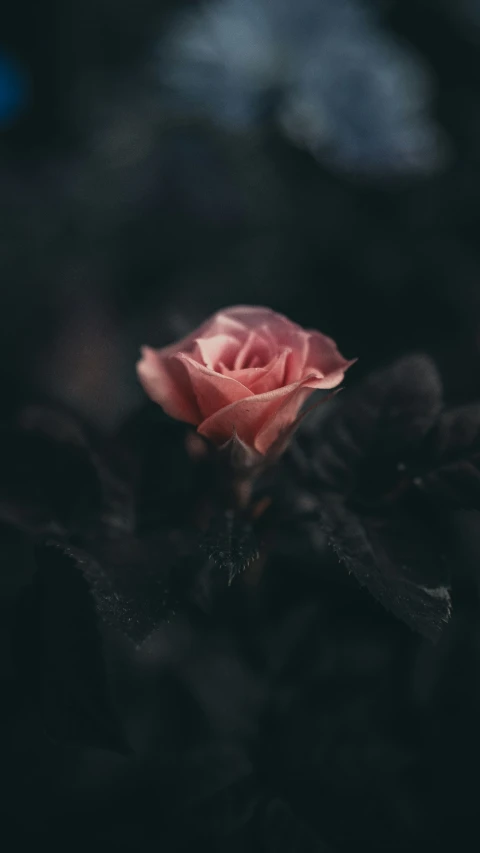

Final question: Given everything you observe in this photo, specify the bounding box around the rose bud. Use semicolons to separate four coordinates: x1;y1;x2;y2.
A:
137;306;355;463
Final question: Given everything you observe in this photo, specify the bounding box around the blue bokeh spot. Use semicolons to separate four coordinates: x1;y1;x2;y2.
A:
0;49;30;128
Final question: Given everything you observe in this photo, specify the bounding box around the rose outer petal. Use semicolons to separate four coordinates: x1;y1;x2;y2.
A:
306;330;356;381
218;306;285;328
149;311;247;363
136;346;201;424
254;383;316;454
197;373;334;453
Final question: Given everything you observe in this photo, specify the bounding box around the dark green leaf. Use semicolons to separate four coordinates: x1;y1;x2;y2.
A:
201;511;259;586
313;354;443;497
13;542;129;752
418;404;480;509
59;531;189;644
264;799;332;853
117;403;207;533
0;404;134;538
320;497;451;640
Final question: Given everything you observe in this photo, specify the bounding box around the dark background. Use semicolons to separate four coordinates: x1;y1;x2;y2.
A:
1;1;480;850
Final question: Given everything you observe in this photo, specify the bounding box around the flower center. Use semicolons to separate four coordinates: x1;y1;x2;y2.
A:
231;331;270;371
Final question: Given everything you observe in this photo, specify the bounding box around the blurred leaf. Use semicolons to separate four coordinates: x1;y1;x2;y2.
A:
263;799;332;853
13;542;129;752
319;496;451;640
201;510;259;586
0;404;134;538
312;354;443;498
69;532;187;644
117;403;207;532
0;407;101;536
418;405;480;509
291;356;452;634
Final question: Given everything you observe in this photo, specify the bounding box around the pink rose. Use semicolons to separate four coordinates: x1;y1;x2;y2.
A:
137;306;354;456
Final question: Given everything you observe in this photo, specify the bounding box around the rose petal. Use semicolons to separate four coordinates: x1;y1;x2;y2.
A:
222;306;306;337
198;311;248;342
252;321;310;382
175;353;253;419
304;364;356;390
218;366;265;385
136;346;201;423
306;330;356;382
153;311;247;362
220;306;283;327
254;383;317;454
232;329;269;370
196;378;308;451
198;369;348;453
283;332;310;382
254;369;350;451
193;334;240;369
248;349;290;394
252;323;278;354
